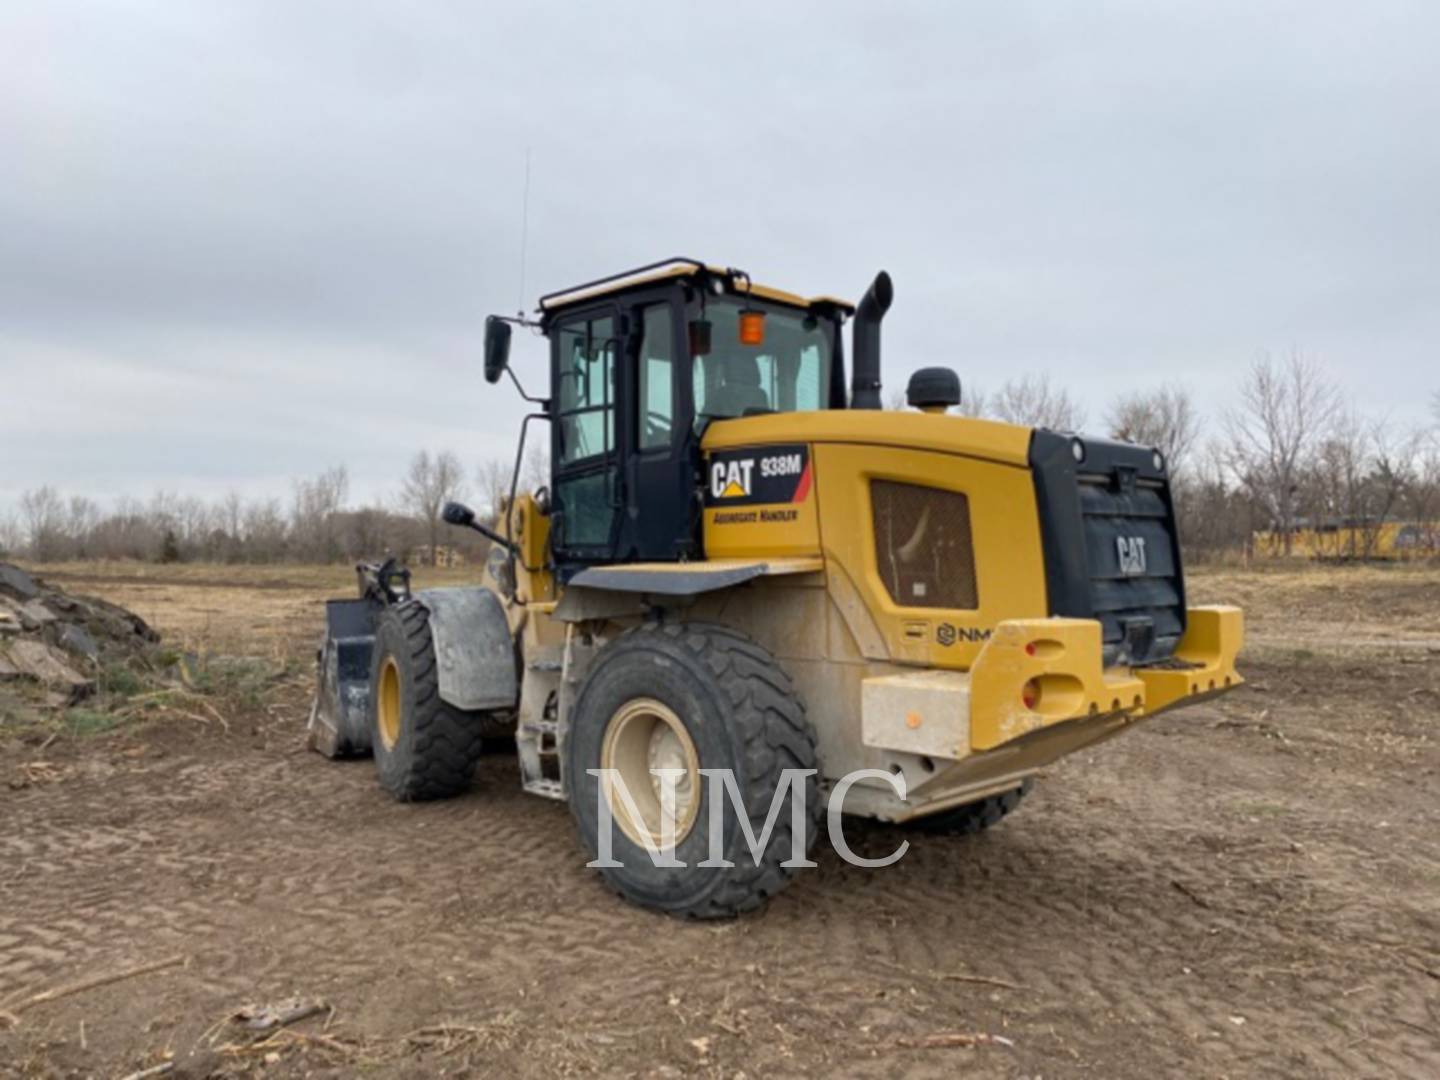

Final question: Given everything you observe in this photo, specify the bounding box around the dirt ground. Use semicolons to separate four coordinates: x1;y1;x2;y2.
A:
2;562;1437;1078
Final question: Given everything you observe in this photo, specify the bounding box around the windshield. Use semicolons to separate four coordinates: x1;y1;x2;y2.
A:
692;299;833;427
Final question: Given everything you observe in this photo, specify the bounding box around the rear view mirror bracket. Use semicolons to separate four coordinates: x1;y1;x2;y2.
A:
484;313;548;407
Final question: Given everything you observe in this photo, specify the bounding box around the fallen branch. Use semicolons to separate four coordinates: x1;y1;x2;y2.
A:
897;1031;1015;1049
936;972;1026;991
6;955;187;1017
235;997;327;1032
197;698;232;733
218;1027;358;1061
876;960;1026;992
1171;878;1212;909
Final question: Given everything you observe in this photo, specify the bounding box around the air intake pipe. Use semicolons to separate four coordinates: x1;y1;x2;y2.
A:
850;270;893;410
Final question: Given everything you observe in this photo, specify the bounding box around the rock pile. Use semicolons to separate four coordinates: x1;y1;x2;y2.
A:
0;562;160;706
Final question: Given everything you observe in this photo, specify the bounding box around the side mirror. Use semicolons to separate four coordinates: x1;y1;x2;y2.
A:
484;316;512;384
442;501;476;526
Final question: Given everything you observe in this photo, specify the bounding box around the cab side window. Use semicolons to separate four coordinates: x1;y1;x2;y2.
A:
638;305;674;450
556;315;615;466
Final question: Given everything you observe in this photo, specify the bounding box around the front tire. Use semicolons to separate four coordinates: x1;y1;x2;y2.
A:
370;602;486;801
565;622;820;918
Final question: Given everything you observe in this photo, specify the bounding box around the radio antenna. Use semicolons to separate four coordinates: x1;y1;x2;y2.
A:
516;147;532;318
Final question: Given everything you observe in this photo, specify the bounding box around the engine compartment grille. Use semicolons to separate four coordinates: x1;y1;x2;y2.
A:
871;480;979;610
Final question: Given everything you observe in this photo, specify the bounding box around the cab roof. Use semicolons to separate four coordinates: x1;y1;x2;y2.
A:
536;257;856;318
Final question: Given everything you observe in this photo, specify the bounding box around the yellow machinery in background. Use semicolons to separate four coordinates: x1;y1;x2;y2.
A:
1254;521;1439;561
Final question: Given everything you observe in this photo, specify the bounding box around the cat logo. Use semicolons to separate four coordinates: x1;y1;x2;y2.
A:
704;444;811;508
711;458;755;500
1116;536;1148;575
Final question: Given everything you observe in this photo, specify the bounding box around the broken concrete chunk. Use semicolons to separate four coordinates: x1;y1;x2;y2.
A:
0;652;19;680
57;623;101;662
19;600;58;631
0;563;39;602
6;640;95;701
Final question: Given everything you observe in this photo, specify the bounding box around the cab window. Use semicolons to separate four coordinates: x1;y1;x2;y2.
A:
638;305;674;450
692;299;830;429
556;315;615;466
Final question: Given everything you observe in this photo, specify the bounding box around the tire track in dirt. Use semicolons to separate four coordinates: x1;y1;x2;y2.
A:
4;684;1439;1077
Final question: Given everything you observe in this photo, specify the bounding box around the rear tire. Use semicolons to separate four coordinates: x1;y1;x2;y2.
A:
907;780;1032;835
370;602;486;801
565;622;820;918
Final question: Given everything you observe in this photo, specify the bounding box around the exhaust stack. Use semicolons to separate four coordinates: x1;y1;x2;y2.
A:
850;270;893;410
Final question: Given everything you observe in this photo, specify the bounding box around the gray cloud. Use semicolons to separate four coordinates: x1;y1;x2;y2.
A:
3;1;1437;510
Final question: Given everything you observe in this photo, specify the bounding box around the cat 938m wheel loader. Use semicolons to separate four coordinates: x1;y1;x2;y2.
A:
310;258;1244;917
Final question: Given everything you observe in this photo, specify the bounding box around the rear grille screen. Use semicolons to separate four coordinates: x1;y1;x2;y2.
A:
871;480;979;609
1078;477;1183;663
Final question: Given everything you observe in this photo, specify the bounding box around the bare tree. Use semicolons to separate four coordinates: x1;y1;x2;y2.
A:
522;442;550;493
475;457;513;524
953;382;990;419
1405;434;1440;552
1174;440;1257;560
0;510;23;558
989;374;1086;431
1223;351;1340;555
1106;385;1200;476
401;450;467;565
62;495;98;559
243;497;289;563
19;486;65;561
290;465;349;562
1303;410;1372;557
1365;419;1421;555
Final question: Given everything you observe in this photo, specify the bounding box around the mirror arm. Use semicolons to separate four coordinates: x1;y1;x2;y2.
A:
505;364;549;408
464;519;516;554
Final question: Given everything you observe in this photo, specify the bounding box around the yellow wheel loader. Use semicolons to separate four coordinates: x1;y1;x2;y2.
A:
310;258;1244;917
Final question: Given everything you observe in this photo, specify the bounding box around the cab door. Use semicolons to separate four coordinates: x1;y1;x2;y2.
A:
550;307;622;567
618;296;701;561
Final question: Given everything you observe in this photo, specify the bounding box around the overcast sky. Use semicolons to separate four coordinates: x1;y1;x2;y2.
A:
3;2;1437;513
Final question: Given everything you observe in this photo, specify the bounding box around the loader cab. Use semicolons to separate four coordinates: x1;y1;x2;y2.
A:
529;260;851;577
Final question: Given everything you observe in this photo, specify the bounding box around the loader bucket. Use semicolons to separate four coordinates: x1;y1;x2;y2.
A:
307;598;380;758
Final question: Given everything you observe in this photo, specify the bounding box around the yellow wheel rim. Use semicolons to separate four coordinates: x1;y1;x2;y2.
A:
600;698;701;848
377;656;402;751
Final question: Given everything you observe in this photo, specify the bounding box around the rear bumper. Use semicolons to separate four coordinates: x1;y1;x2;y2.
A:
861;605;1244;761
969;605;1244;750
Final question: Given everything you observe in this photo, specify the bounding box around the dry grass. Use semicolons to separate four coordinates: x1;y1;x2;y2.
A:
1190;562;1440;654
15;559;475;657
21;557;1440;658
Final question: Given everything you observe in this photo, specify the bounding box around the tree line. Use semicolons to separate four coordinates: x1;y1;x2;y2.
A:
3;448;548;566
5;359;1438;565
916;359;1440;559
